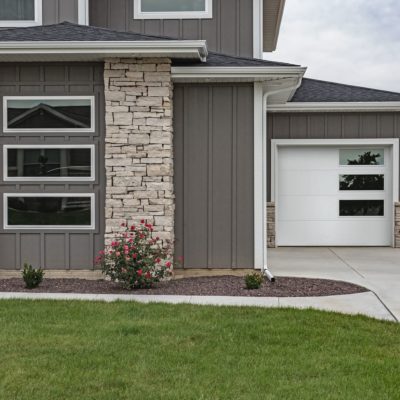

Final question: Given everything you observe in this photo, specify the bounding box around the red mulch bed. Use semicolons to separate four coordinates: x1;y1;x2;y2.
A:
0;276;368;297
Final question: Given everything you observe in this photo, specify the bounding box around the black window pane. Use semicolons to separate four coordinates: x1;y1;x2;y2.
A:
339;149;384;165
339;175;384;191
7;197;92;226
0;0;34;21
7;99;92;130
339;200;384;216
7;148;92;178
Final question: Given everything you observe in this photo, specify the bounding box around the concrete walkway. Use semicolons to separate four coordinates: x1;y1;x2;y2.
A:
269;247;400;321
0;290;395;322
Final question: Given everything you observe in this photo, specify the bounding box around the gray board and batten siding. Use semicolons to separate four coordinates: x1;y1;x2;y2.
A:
267;112;400;201
0;63;105;270
174;83;254;269
43;0;81;25
90;0;254;58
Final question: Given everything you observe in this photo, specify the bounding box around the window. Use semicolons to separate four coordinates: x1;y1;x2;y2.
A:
4;194;95;229
3;96;95;133
339;148;384;166
339;175;384;191
0;0;42;27
4;145;95;182
134;0;212;19
339;200;384;217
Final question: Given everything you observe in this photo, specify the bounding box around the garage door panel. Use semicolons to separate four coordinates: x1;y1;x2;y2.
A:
279;147;337;170
278;220;391;246
279;170;338;196
278;196;338;220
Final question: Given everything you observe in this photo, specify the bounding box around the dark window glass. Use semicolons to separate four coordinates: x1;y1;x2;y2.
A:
0;0;34;21
339;149;384;165
339;200;384;216
7;99;92;130
141;0;206;12
7;197;92;226
7;148;92;178
339;175;384;191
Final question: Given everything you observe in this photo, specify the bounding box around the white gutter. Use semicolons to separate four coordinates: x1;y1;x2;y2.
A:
172;66;307;81
0;40;208;62
268;102;400;113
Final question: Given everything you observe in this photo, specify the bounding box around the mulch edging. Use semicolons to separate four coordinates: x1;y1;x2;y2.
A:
0;276;368;297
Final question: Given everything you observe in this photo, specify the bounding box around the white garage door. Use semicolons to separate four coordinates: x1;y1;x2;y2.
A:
277;146;393;246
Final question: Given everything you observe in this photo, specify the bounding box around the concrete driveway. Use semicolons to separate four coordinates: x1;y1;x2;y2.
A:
268;247;400;321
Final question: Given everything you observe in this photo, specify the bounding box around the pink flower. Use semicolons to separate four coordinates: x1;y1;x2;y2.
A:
115;252;121;257
132;253;138;259
137;269;143;277
121;223;126;227
145;271;151;279
140;219;145;224
166;261;172;268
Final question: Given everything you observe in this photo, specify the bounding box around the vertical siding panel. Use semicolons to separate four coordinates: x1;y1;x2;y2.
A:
207;88;213;267
211;86;233;267
361;114;379;138
343;114;360;138
290;115;308;138
326;114;342;138
380;114;396;138
308;114;325;138
236;86;254;266
183;87;209;268
231;88;238;267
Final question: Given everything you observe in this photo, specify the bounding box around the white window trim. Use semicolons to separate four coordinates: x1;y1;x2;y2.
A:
78;0;89;25
0;0;42;28
3;144;95;182
271;139;400;247
3;193;95;230
3;96;95;134
134;0;213;20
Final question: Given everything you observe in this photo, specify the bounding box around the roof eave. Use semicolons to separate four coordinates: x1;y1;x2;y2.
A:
0;40;208;62
171;66;306;82
263;0;286;52
268;102;400;112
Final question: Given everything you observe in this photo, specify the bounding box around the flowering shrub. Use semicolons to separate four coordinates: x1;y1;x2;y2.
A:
96;221;173;289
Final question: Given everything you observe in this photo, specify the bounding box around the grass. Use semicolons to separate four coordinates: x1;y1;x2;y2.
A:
0;301;399;400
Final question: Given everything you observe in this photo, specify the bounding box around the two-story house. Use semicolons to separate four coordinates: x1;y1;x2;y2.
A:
0;0;399;274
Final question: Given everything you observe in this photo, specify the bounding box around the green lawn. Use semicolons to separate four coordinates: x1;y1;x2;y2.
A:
0;301;399;400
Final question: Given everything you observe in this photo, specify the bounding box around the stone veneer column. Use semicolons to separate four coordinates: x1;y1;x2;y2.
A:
267;202;276;248
395;203;400;248
104;58;174;246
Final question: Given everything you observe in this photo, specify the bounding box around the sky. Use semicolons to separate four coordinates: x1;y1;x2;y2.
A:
266;0;400;92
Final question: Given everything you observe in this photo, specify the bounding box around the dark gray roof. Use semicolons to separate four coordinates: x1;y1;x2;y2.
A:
292;78;400;102
172;52;299;67
0;22;299;68
0;21;172;42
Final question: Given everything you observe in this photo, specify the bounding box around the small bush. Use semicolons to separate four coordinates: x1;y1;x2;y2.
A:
96;220;174;290
245;273;264;290
22;264;44;289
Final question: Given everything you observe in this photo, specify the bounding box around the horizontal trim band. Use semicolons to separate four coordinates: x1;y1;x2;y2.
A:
268;102;400;112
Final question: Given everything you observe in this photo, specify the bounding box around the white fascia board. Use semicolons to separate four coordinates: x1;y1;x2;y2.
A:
268;102;400;112
0;40;208;62
171;66;306;82
78;0;89;25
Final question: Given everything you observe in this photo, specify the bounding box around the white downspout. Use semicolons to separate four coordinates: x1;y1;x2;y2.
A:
260;78;303;281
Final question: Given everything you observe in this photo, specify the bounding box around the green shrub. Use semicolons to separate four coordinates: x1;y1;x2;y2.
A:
245;273;264;290
22;264;44;289
96;221;174;290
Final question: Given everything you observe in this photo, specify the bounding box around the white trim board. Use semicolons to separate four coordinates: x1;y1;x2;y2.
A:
3;144;96;182
3;193;96;230
3;96;96;134
0;0;42;28
134;0;213;20
268;102;400;112
78;0;89;25
270;139;400;247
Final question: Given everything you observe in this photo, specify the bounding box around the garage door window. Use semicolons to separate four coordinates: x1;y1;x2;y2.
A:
4;194;95;229
339;175;384;191
339;200;384;217
339;149;384;166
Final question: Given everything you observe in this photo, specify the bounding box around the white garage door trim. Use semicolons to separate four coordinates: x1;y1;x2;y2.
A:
271;139;400;246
